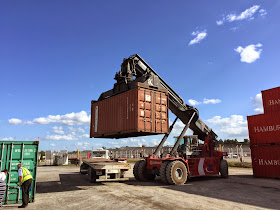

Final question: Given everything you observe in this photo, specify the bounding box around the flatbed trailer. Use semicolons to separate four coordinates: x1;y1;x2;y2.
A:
80;158;131;182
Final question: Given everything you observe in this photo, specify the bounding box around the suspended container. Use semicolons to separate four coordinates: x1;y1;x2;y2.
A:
0;141;39;205
90;84;169;138
247;113;280;146
251;144;280;178
262;86;280;114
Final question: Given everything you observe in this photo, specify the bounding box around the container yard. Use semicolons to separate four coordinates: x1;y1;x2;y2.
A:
3;165;280;210
2;1;280;210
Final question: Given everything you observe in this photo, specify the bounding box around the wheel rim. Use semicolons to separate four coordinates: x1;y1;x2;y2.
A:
175;168;183;179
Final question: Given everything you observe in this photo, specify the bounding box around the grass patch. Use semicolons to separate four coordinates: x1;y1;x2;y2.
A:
39;164;77;167
127;159;141;163
228;162;252;168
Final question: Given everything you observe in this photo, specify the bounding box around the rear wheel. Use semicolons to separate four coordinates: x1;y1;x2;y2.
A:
160;161;169;184
138;160;156;181
80;163;89;174
166;161;188;185
220;159;229;178
133;160;142;181
88;167;97;182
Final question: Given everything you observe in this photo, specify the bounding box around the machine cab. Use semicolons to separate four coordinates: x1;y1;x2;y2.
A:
175;135;202;158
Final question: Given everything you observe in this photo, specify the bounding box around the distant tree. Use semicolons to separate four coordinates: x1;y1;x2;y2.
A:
39;151;45;160
102;146;106;150
218;139;224;145
243;139;250;144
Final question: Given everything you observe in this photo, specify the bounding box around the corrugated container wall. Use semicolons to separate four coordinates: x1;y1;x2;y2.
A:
247;113;280;146
251;145;280;178
0;141;39;205
262;86;280;114
90;86;169;138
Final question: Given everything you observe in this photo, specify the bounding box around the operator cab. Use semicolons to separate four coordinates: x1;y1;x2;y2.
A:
175;135;203;159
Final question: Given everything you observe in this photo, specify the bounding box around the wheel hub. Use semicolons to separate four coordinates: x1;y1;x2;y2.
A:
175;168;183;179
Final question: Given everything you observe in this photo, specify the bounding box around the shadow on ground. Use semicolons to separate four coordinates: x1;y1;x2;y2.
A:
36;171;280;209
126;174;280;209
36;172;103;193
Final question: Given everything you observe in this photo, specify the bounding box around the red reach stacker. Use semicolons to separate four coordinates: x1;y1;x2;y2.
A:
94;54;229;185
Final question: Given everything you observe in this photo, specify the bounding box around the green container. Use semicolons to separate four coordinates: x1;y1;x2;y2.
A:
0;141;39;205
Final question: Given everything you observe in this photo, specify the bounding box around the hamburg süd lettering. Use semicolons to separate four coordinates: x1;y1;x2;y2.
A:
254;125;280;133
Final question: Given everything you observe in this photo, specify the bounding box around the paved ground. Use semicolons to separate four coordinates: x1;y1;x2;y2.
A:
4;164;280;210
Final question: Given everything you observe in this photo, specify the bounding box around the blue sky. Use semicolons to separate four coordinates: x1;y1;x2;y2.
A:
1;0;279;151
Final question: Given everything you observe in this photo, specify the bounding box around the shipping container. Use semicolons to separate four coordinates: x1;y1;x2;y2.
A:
262;86;280;114
0;141;39;205
247;113;280;145
90;84;169;138
251;145;280;178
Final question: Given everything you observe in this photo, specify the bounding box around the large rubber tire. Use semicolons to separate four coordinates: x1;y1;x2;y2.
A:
80;163;89;174
160;161;169;184
166;161;188;185
88;167;97;182
133;160;142;181
138;160;156;181
220;159;229;178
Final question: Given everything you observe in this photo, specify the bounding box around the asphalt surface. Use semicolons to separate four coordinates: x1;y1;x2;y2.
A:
4;164;280;210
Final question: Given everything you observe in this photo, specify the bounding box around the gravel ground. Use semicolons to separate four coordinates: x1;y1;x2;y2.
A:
3;164;280;210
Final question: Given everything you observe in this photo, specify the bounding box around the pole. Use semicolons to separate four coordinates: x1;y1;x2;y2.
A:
154;117;178;157
170;112;196;155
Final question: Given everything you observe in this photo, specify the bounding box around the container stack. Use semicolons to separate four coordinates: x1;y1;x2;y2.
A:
247;86;280;178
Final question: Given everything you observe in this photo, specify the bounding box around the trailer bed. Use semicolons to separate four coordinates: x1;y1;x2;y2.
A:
81;158;131;182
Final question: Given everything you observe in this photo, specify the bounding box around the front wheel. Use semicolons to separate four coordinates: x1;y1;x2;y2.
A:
166;161;188;185
137;160;156;181
220;159;229;178
160;161;169;184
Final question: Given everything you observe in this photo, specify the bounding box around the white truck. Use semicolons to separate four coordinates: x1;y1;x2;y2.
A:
80;149;131;182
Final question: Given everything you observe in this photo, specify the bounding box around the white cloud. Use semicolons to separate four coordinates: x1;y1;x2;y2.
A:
31;111;90;125
52;126;64;135
50;143;56;147
203;98;222;104
68;126;85;133
227;5;260;22
251;93;264;113
75;142;90;149
170;120;194;136
188;99;201;106
216;5;263;25
188;98;222;105
206;115;248;138
45;134;78;141
230;26;239;32
216;20;224;26
10;111;90;126
81;134;89;138
188;30;207;45
259;9;267;17
1;137;14;141
235;43;262;63
8;118;22;125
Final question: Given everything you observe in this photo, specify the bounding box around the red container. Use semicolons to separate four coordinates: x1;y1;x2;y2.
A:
251;145;280;178
87;153;91;159
90;84;169;138
247;113;280;145
262;86;280;114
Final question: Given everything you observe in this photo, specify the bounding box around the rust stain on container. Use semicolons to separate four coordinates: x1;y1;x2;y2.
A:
90;85;169;138
247;113;280;146
262;86;280;114
251;145;280;178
